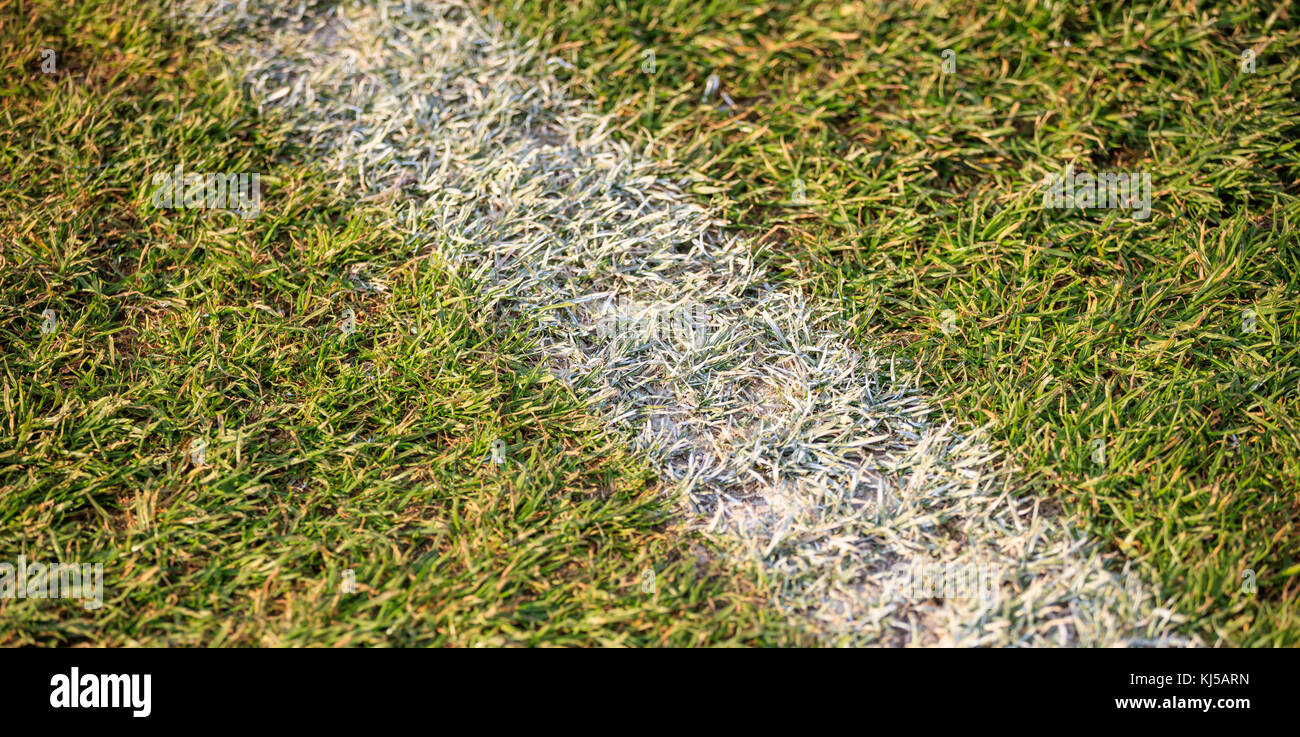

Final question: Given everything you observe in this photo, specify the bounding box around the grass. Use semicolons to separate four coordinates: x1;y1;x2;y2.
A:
196;0;1205;647
480;0;1300;645
0;0;805;646
4;0;1296;647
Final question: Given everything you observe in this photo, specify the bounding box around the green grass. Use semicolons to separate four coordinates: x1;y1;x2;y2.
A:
481;0;1300;645
5;0;1297;648
0;0;804;646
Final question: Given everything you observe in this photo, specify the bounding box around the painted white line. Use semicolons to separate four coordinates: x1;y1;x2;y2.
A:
199;0;1198;646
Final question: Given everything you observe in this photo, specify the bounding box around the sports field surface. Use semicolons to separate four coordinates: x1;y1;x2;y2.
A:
2;0;1296;646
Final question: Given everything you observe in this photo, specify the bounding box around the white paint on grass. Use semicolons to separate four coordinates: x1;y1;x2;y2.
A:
195;0;1198;646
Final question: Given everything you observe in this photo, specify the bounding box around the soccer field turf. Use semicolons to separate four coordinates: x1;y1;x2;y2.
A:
2;0;1296;646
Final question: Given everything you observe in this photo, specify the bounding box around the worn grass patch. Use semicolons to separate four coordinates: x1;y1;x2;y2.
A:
483;0;1300;645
